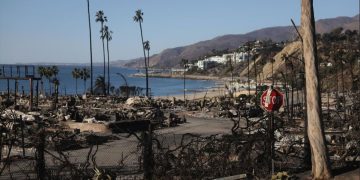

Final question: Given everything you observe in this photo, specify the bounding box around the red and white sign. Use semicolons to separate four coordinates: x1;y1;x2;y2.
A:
260;87;284;112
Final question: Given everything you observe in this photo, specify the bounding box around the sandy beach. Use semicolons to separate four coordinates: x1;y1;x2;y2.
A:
154;84;258;100
155;85;226;100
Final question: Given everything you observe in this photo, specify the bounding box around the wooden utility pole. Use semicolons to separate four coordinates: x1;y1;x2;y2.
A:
301;0;332;178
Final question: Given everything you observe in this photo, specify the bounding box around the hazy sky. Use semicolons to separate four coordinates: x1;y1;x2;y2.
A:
0;0;358;64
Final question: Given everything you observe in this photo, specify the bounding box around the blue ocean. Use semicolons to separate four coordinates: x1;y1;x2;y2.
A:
0;65;216;97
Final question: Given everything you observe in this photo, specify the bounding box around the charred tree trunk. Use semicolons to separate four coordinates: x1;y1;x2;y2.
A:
301;0;332;178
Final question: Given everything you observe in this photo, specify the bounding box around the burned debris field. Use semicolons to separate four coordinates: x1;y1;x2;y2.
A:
0;84;359;179
0;0;359;179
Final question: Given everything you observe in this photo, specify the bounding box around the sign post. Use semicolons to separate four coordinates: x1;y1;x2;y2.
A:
260;86;284;175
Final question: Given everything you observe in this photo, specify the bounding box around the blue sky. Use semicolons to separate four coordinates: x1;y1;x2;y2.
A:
0;0;358;64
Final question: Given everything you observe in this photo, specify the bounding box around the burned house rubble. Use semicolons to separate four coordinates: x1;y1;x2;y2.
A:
0;90;359;179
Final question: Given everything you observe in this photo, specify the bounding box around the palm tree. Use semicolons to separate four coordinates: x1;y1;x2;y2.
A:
96;10;107;95
143;40;150;67
301;0;332;178
72;68;81;95
81;68;90;94
102;25;113;95
43;67;54;95
86;0;94;94
51;66;59;95
95;75;105;95
51;66;59;78
133;9;149;97
52;77;59;105
37;66;46;95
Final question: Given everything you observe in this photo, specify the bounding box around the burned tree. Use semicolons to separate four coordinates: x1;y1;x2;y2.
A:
301;0;332;178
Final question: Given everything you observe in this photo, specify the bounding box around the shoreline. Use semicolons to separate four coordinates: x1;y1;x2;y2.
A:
131;72;223;81
133;73;228;99
154;85;226;100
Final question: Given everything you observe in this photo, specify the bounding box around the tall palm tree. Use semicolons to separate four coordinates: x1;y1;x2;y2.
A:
71;68;80;94
44;67;54;95
301;0;332;178
96;10;107;95
95;75;105;95
51;66;59;78
143;40;150;67
102;25;113;95
51;66;59;95
37;66;46;95
81;68;90;94
86;0;94;94
52;78;59;105
133;9;149;97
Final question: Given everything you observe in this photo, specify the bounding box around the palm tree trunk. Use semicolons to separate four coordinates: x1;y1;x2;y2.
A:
301;0;332;178
87;0;93;95
101;22;106;95
107;39;110;95
139;22;149;97
147;49;150;69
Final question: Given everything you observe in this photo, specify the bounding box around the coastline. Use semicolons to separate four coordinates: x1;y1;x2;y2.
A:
131;72;223;81
133;72;229;99
154;85;226;100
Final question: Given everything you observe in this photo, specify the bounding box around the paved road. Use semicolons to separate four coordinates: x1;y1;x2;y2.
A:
61;115;233;167
156;116;233;136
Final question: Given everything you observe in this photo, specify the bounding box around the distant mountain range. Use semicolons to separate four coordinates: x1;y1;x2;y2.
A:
112;14;359;68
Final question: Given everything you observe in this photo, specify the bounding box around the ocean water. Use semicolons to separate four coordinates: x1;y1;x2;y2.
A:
0;65;216;97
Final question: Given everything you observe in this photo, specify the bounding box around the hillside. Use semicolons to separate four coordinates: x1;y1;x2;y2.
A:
261;41;302;80
114;14;359;68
